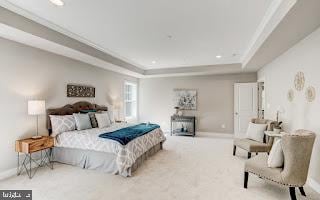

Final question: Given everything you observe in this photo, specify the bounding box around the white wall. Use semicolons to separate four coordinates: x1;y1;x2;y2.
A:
139;73;257;133
258;26;320;184
0;37;138;173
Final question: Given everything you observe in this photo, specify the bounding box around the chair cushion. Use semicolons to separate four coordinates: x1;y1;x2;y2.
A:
234;138;271;152
246;122;268;142
267;139;284;168
245;154;283;184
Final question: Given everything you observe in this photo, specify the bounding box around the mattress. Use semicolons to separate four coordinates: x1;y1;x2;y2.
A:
54;123;166;176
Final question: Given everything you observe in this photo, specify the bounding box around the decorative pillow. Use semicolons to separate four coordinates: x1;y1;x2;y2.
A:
50;115;76;137
88;112;99;128
246;122;268;142
95;113;111;128
80;109;97;113
73;113;92;130
268;139;284;168
107;110;115;123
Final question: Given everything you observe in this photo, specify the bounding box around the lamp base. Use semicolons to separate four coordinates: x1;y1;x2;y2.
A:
31;135;43;139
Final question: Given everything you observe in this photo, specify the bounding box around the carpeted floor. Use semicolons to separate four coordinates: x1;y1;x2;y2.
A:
1;133;319;200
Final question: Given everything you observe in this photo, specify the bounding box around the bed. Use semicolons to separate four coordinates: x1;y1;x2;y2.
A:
47;101;166;177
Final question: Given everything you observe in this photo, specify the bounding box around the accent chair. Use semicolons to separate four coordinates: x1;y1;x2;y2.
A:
233;118;276;159
244;130;316;200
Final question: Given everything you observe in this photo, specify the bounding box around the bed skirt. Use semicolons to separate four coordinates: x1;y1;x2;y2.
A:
52;142;163;176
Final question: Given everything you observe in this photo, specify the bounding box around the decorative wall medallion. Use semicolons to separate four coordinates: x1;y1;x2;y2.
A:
67;84;95;97
305;86;316;102
287;89;294;102
294;72;305;91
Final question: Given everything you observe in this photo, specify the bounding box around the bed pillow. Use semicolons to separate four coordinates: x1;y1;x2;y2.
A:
268;139;284;168
107;110;115;124
73;113;92;130
95;113;111;128
88;112;99;128
246;122;268;142
50;115;76;137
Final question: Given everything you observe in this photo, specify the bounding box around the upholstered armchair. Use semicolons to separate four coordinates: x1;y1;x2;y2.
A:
233;118;276;159
244;130;316;200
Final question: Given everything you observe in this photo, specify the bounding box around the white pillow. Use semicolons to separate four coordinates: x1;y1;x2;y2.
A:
107;110;115;123
95;113;111;128
73;113;92;130
246;122;268;142
50;115;76;137
268;139;284;168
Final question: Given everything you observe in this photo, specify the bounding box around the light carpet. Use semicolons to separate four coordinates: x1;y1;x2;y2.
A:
1;133;319;200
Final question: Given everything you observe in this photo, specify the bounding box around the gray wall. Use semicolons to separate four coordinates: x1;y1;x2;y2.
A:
258;26;320;185
0;37;137;173
139;73;257;133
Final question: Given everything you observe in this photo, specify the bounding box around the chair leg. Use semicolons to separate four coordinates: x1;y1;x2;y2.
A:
299;187;306;196
248;152;251;159
233;146;236;156
244;172;249;189
256;152;258;155
289;187;297;200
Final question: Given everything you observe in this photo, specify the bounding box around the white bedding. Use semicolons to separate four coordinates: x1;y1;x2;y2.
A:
54;123;166;175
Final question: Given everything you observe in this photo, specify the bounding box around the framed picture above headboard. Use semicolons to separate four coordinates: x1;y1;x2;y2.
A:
67;84;95;98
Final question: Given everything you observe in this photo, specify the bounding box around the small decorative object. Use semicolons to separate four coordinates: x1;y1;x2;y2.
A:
181;124;185;132
294;71;305;91
174;89;197;110
305;86;316;102
287;89;294;102
274;121;282;134
276;106;284;122
67;84;95;97
174;106;180;116
28;100;46;139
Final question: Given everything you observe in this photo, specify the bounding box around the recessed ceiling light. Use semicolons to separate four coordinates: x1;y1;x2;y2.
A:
152;61;156;64
49;0;64;6
216;55;222;59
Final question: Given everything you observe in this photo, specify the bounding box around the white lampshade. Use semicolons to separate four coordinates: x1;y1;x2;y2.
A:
28;100;46;115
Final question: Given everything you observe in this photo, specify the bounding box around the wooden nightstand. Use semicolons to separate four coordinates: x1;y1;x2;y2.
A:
15;136;54;179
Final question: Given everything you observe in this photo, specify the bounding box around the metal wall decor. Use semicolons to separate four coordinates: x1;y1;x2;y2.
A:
67;84;95;97
305;86;316;102
294;72;305;91
287;89;294;102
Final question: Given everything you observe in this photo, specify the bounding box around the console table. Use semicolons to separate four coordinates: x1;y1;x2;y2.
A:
170;116;196;137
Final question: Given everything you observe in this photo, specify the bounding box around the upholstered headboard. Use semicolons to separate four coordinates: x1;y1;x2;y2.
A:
46;101;108;134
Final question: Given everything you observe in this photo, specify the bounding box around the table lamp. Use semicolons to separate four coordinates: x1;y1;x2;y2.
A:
28;100;46;139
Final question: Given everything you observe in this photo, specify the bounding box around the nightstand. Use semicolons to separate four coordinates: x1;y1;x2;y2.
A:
15;136;54;179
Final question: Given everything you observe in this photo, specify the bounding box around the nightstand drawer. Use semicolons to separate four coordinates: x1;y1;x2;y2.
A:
16;136;54;153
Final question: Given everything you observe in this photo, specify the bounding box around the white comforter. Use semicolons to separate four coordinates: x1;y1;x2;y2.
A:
54;123;166;175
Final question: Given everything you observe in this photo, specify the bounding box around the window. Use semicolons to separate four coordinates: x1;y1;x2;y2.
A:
124;81;137;119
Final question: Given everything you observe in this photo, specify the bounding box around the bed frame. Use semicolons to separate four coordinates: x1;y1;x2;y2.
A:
46;101;163;176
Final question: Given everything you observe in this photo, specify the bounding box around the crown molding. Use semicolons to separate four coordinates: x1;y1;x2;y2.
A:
0;0;145;70
1;1;318;78
241;0;297;68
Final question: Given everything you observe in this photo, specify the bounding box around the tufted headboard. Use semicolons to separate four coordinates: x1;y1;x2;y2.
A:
46;101;108;134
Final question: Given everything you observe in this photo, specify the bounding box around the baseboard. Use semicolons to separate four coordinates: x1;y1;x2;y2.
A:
0;159;41;180
164;131;233;138
0;167;17;180
308;178;320;194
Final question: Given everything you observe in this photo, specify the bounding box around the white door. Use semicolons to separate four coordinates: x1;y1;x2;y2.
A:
234;83;258;138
